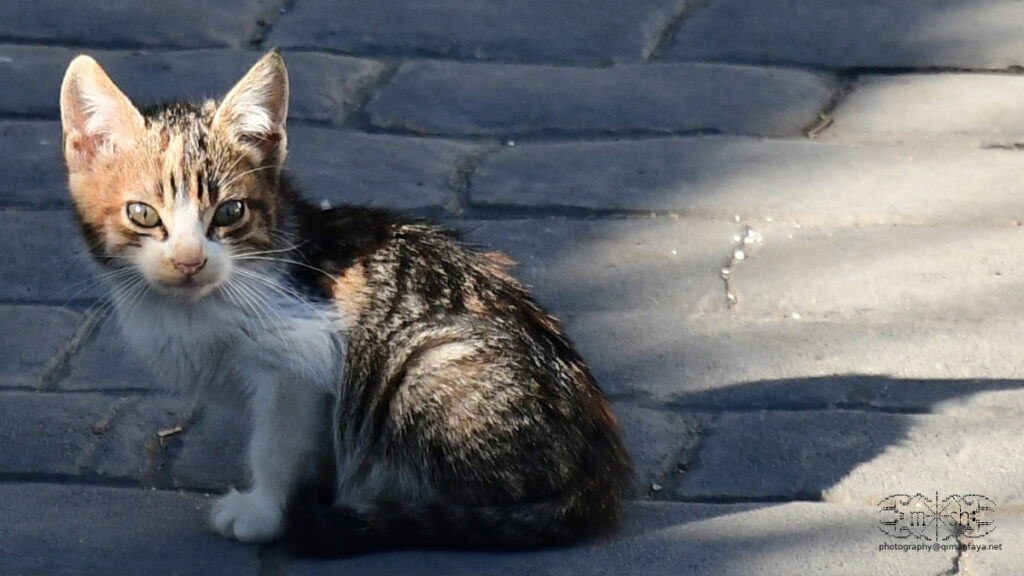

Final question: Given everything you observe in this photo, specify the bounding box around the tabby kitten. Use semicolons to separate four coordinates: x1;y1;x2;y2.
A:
59;50;633;556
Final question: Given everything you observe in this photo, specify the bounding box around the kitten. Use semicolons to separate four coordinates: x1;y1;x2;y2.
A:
59;50;633;556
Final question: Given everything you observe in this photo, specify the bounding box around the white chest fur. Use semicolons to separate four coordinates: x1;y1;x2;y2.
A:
112;284;344;399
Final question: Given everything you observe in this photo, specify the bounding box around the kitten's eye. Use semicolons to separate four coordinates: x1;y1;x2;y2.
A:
126;202;161;228
213;200;246;227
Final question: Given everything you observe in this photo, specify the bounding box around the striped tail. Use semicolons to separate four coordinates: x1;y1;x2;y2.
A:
284;485;623;557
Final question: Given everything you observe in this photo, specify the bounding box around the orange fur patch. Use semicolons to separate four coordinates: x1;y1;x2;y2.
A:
332;260;371;324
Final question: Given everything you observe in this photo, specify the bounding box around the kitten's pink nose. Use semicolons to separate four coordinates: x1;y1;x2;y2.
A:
173;257;207;276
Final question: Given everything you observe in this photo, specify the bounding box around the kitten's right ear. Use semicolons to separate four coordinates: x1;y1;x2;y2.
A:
59;55;144;172
213;50;289;168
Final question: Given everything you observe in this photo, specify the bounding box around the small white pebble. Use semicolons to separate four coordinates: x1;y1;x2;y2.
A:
669;249;678;256
733;214;741;223
319;199;332;209
732;234;742;243
793;222;801;229
791;312;802;320
765;216;774;223
651;482;663;492
506;140;516;147
720;268;731;277
733;250;745;261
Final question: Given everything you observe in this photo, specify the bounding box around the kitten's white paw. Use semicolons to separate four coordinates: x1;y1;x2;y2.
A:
210;488;284;543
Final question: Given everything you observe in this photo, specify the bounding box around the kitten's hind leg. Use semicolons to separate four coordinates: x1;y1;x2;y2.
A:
211;378;329;543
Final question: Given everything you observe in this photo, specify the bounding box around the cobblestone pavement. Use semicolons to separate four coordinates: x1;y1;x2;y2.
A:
1;2;1022;574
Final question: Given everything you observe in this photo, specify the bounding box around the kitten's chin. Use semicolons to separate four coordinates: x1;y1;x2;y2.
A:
151;279;221;302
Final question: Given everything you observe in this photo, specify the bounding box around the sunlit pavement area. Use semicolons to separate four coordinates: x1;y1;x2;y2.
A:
2;2;1023;574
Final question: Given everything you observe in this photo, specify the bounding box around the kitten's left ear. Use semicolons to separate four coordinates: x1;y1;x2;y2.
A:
213;50;289;167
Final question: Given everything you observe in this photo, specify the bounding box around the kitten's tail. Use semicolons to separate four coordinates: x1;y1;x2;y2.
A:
284;483;624;557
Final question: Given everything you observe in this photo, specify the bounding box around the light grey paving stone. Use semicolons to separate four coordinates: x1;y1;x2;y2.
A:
62;315;153;391
281;501;954;576
0;121;65;207
569;312;1024;401
0;46;386;124
823;74;1024;145
0;483;258;576
825;407;1024;507
666;0;1024;69
0;209;101;303
268;0;683;65
471;136;1024;225
968;513;1021;574
611;403;704;496
0;305;82;388
87;395;192;482
0;1;275;49
367;61;832;137
287;127;479;211
733;224;1024;323
171;406;247;492
459;219;734;314
0;392;113;476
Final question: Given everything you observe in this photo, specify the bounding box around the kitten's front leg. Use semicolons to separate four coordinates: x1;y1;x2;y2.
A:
211;378;327;543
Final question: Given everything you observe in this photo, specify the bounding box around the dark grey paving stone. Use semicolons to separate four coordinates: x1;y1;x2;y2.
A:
367;61;832;137
471;137;1024;225
0;46;386;125
268;0;683;64
673;410;901;500
62;316;152;392
87;395;192;482
459;219;733;315
281;501;953;576
171;406;247;492
666;0;1024;69
0;391;113;476
0;483;258;576
0;122;469;212
0;122;65;207
0;305;81;388
0;209;100;303
0;1;276;49
287;127;479;211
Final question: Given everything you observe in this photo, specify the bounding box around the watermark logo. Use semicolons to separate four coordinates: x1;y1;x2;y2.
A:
878;492;996;541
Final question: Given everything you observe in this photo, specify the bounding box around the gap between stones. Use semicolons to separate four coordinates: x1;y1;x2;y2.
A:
36;308;106;390
247;0;297;48
803;73;856;139
643;0;717;62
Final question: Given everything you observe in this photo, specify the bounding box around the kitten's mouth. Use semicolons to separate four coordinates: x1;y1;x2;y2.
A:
156;276;218;300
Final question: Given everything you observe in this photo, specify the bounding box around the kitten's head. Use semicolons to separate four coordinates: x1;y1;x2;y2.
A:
59;51;290;301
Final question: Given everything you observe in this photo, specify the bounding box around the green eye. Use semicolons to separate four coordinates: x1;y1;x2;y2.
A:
126;202;161;228
212;200;246;227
